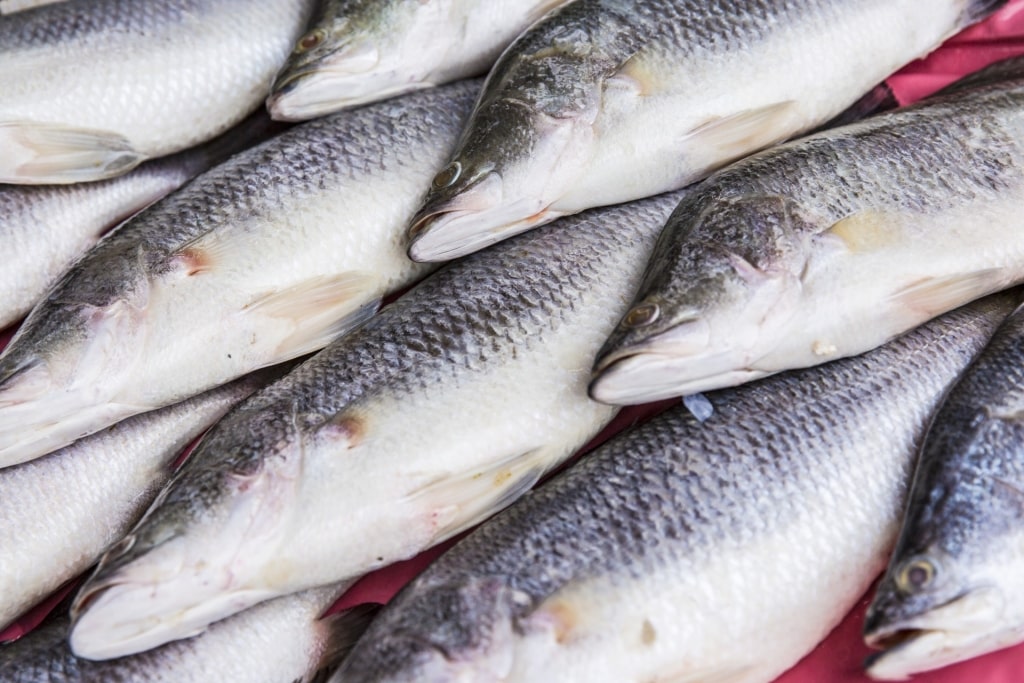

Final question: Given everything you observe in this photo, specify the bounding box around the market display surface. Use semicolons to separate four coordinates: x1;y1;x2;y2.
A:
3;1;1024;682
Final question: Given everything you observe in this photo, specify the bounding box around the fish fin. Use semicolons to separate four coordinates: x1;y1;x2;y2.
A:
891;269;1006;318
611;52;662;96
0;0;66;13
825;211;903;252
245;274;380;358
409;447;549;544
0;121;143;184
683;101;800;161
312;604;381;680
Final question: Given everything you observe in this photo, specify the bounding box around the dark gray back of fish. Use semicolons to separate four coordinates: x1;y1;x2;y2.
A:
0;81;480;385
870;301;1024;619
338;295;1012;680
101;192;681;575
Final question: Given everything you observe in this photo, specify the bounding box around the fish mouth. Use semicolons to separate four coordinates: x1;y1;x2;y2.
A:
590;323;765;405
267;44;388;121
69;574;278;660
863;588;1011;680
407;175;555;262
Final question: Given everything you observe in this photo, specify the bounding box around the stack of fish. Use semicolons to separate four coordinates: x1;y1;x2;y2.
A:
1;0;1024;681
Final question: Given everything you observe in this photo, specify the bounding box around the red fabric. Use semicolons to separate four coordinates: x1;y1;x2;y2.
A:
5;5;1024;679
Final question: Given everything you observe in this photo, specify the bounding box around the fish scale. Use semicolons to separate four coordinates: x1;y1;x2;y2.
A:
66;192;683;660
336;295;1014;683
591;59;1024;405
865;302;1024;679
0;81;481;469
407;0;1002;262
0;0;314;183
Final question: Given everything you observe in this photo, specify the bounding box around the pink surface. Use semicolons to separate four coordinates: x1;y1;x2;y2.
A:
4;3;1024;679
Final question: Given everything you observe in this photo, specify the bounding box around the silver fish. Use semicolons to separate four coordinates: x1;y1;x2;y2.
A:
268;0;567;121
0;589;374;683
0;0;313;184
67;192;682;660
0;369;282;632
0;113;279;330
864;299;1024;679
0;81;479;469
405;0;1006;262
591;55;1024;405
335;295;1013;683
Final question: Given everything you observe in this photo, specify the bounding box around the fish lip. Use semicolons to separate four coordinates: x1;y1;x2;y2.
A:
267;45;385;120
588;351;699;405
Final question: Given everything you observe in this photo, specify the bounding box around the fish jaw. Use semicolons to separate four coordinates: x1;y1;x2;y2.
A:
268;1;445;120
407;99;593;263
864;585;1020;680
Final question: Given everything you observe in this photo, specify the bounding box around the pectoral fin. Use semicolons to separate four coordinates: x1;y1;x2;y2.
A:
891;269;1006;317
684;101;800;162
0;121;143;184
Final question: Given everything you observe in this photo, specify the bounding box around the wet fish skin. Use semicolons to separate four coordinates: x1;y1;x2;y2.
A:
268;0;565;121
0;112;280;330
0;587;370;683
0;369;283;633
0;81;479;470
590;56;1024;405
67;192;683;660
336;295;1014;683
406;0;1005;262
0;0;313;184
864;300;1024;679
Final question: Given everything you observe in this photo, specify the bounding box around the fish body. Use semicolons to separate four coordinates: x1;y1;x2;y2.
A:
0;0;313;183
336;296;1013;683
67;193;682;660
268;0;566;120
0;371;278;632
0;82;479;469
864;302;1024;679
591;55;1024;405
0;113;277;330
406;0;1006;261
0;587;370;683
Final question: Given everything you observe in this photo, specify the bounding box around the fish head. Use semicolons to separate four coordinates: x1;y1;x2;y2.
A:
0;257;152;466
863;547;1024;680
68;405;307;659
589;194;812;404
267;0;444;120
337;577;530;683
406;93;593;262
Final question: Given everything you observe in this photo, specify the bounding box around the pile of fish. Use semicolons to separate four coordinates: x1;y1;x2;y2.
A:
1;0;1024;681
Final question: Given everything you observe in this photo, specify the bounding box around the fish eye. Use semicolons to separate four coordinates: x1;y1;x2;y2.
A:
432;161;462;190
295;29;327;53
623;303;660;328
896;558;937;593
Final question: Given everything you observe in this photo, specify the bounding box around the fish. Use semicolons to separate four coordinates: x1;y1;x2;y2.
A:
0;81;480;470
0;0;66;15
863;300;1024;679
0;368;286;633
0;112;280;330
590;54;1024;406
66;192;682;660
0;0;314;184
267;0;567;121
0;589;376;683
334;294;1014;683
404;0;1008;262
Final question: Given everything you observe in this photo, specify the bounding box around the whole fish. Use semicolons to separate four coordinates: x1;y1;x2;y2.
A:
864;301;1024;679
335;295;1013;683
67;193;682;660
0;113;279;330
405;0;1007;262
0;81;479;469
590;55;1024;405
268;0;567;121
0;589;374;683
0;370;282;632
0;0;313;184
